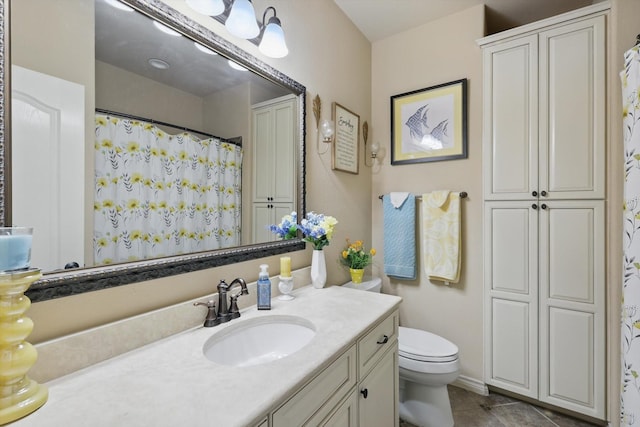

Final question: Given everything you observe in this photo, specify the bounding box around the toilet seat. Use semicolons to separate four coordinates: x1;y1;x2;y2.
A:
399;327;459;363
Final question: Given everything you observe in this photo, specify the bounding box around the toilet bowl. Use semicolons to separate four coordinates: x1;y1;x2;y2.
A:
342;277;460;427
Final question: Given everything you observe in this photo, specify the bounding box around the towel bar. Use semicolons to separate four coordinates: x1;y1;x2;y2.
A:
378;191;467;201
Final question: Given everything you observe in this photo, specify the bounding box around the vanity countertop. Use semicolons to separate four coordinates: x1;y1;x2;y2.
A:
12;285;401;427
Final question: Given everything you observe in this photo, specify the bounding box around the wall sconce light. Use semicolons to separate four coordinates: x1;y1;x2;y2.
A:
313;95;335;154
259;7;288;58
226;0;260;39
363;121;380;167
186;0;289;59
319;119;335;143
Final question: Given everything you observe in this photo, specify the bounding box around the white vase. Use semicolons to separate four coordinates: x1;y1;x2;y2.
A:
310;249;327;289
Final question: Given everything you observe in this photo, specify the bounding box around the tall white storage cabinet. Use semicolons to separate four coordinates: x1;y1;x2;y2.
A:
251;95;297;243
479;4;608;420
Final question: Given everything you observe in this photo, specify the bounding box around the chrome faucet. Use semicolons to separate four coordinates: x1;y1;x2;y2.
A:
216;278;249;323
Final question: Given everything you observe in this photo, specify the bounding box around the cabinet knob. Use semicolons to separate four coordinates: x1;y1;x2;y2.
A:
376;335;389;345
540;191;547;197
541;204;547;210
360;388;368;399
532;191;538;197
532;204;538;210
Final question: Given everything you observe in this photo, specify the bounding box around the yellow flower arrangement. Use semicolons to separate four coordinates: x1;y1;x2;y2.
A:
340;239;376;269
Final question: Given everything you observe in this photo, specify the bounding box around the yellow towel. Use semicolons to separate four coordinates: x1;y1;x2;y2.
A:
422;190;461;283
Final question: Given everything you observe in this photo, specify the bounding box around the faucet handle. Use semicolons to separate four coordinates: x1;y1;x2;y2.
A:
194;300;220;327
228;294;241;320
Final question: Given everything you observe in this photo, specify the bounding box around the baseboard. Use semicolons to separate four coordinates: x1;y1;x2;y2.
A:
452;375;489;396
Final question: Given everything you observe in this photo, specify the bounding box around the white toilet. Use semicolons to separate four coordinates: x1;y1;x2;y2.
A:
342;277;460;427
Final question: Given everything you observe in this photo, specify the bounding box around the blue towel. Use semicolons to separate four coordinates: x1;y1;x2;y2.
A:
383;194;417;280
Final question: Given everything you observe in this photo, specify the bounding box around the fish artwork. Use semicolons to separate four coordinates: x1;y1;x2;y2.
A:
430;119;449;141
405;105;429;140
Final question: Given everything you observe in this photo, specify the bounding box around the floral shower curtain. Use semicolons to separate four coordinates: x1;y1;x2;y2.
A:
622;43;640;426
93;114;242;265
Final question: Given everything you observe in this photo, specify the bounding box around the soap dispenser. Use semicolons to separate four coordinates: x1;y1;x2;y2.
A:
257;264;271;310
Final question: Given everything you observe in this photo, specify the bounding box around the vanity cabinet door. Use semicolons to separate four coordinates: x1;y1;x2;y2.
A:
272;345;356;426
315;388;358;427
358;344;399;427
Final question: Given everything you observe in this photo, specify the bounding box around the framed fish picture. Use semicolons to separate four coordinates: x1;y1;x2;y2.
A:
390;79;467;165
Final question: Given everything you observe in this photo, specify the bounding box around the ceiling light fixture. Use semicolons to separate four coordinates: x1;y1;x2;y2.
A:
105;0;134;12
152;21;182;37
226;0;260;39
194;42;218;55
228;60;248;71
148;58;170;70
258;7;288;58
185;0;225;16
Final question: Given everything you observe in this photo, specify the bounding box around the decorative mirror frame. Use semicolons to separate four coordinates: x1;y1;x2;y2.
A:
1;0;307;302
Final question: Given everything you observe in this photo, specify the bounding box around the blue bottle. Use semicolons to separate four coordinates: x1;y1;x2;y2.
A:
257;264;271;310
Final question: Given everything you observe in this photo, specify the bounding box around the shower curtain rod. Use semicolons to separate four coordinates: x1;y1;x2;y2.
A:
378;191;468;201
95;108;242;147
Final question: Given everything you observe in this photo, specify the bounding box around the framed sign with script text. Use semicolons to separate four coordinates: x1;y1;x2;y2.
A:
332;102;360;174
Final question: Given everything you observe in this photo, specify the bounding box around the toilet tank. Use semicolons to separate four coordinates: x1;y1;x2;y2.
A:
341;277;382;293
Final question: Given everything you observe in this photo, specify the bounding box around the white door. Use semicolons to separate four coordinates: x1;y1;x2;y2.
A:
538;200;605;418
484;200;538;398
482;35;538;200
538;16;605;200
12;65;85;271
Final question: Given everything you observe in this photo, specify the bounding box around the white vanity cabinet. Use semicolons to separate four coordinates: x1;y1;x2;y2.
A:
270;309;399;427
479;3;607;420
251;94;297;243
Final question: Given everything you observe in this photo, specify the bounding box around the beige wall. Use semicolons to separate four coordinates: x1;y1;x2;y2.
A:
371;5;485;384
26;0;372;343
95;60;205;130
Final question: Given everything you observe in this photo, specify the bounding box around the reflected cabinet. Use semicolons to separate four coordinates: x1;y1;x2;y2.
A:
252;95;298;243
480;4;607;420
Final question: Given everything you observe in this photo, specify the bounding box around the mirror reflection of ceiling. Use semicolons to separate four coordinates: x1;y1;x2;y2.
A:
95;0;288;97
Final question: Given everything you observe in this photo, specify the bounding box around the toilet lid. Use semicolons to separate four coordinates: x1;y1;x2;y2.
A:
399;327;459;363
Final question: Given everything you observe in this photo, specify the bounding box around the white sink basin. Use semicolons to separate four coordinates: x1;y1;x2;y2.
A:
203;315;316;367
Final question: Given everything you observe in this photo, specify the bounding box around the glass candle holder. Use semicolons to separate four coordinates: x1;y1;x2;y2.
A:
0;227;33;272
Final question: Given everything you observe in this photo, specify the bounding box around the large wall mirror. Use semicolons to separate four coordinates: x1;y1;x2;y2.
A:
3;0;306;301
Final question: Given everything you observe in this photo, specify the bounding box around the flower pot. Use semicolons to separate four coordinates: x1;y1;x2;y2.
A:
310;250;327;289
349;268;364;284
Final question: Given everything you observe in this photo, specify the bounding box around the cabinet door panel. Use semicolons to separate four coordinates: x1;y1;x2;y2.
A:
273;102;296;202
545;308;595;407
486;203;537;294
489;298;537;397
539;16;605;199
539;200;604;418
483;36;538;199
359;347;398;427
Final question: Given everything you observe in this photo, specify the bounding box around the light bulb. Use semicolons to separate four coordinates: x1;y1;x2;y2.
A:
259;17;288;58
370;141;380;156
226;0;260;39
320;119;334;142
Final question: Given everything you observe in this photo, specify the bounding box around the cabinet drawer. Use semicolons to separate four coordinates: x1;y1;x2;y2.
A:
358;310;398;380
273;345;356;426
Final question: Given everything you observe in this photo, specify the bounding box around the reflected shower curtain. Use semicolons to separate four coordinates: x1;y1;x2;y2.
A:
622;44;640;426
93;114;242;265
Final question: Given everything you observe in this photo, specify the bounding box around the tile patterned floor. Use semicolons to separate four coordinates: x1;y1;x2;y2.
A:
399;385;603;427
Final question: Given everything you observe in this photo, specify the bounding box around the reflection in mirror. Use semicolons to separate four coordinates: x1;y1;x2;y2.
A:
5;0;306;301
